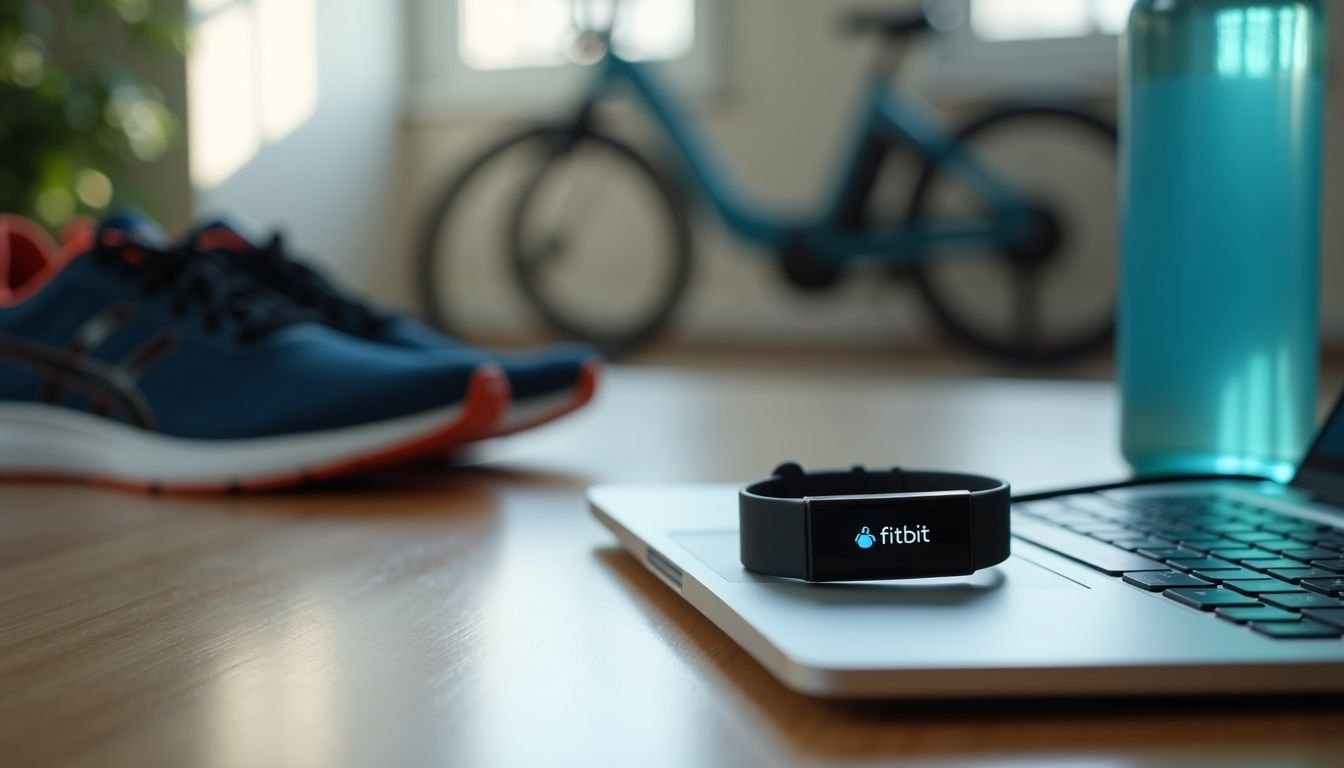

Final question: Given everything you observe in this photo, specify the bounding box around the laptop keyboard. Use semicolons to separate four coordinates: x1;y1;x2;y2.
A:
1013;493;1344;639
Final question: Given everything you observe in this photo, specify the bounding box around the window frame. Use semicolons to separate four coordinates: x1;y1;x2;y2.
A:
912;0;1129;102
405;0;723;121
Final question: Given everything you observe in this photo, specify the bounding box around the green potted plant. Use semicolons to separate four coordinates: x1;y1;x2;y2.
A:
0;0;182;228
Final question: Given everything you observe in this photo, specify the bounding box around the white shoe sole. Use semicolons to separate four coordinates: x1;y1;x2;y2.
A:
0;367;507;492
489;358;600;437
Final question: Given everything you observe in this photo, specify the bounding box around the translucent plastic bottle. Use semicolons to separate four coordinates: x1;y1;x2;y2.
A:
1120;0;1326;482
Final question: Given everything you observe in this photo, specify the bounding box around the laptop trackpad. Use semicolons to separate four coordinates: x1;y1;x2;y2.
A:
671;529;1085;591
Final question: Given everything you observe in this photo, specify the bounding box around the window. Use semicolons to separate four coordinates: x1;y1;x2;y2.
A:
407;0;717;118
458;0;694;71
971;0;1131;41
915;0;1135;99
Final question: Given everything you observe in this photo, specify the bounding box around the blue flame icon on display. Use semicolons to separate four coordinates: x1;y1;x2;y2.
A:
854;526;876;550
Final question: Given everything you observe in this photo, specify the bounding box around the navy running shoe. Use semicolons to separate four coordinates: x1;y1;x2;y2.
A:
0;214;508;492
188;222;600;436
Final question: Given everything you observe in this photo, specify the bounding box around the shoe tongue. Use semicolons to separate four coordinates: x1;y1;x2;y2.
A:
96;210;169;250
188;219;258;254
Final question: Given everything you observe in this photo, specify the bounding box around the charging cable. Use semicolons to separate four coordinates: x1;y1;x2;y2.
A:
1012;473;1280;503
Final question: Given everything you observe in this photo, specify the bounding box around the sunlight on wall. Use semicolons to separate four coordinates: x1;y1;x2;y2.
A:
188;3;260;189
188;0;319;189
257;0;320;142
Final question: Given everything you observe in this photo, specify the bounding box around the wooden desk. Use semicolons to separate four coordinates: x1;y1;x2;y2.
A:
2;366;1341;766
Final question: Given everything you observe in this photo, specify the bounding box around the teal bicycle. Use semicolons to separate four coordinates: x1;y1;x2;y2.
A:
417;9;1118;363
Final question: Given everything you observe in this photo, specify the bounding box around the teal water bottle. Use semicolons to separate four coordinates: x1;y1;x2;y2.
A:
1120;0;1326;482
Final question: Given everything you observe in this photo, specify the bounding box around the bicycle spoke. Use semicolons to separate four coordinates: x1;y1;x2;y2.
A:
1011;264;1041;350
517;235;564;275
546;157;606;245
526;153;611;281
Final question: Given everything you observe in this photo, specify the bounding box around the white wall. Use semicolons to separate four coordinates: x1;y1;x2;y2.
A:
188;0;403;282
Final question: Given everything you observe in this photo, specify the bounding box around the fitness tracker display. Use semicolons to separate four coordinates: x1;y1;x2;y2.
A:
739;463;1011;582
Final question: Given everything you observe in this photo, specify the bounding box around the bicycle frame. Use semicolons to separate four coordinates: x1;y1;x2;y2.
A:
576;53;1034;265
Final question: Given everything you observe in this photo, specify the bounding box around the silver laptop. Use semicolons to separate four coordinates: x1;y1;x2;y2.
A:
588;397;1344;699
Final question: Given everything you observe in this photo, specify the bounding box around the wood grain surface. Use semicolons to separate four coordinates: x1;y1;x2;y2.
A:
1;366;1341;767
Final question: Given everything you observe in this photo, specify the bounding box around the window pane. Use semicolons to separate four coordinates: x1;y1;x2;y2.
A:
972;0;1093;41
460;0;571;70
614;0;695;62
459;0;694;71
1092;0;1135;34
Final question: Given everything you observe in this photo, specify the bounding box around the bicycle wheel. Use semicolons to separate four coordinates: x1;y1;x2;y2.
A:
416;125;692;358
906;104;1118;365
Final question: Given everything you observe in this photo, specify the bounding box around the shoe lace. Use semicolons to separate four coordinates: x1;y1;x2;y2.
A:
93;237;315;343
252;233;392;337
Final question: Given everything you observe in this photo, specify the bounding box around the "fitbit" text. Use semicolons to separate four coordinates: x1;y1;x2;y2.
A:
879;524;931;544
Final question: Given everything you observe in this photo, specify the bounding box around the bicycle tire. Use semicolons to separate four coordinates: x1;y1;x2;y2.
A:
415;125;693;359
906;104;1119;365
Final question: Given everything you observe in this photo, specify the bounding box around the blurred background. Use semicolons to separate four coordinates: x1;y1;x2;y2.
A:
4;0;1341;374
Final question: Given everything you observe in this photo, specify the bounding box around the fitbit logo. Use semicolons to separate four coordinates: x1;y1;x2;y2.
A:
882;525;931;544
855;524;932;549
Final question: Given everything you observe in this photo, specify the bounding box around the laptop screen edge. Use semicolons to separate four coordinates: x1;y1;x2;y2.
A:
1291;384;1344;504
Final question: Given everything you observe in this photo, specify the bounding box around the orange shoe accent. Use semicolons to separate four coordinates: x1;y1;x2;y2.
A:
0;215;96;308
0;365;510;495
57;216;96;257
490;356;601;438
0;215;57;307
303;364;508;483
193;227;254;254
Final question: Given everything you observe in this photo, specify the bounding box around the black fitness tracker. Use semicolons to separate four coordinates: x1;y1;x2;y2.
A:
739;463;1011;582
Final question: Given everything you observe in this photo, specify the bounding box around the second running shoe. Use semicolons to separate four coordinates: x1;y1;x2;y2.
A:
188;221;601;436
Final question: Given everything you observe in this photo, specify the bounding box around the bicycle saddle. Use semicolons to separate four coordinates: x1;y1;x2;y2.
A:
842;10;933;40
